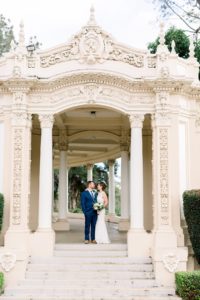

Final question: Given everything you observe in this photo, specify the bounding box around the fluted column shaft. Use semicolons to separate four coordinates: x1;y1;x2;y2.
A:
129;115;144;230
38;114;54;230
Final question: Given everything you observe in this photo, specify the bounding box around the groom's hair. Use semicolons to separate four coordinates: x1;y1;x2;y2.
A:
87;180;95;187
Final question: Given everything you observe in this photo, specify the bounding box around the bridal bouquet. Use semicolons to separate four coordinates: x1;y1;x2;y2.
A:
93;202;104;211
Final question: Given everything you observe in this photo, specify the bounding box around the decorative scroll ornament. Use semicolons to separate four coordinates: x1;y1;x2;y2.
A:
0;253;17;272
162;253;179;273
40;8;145;68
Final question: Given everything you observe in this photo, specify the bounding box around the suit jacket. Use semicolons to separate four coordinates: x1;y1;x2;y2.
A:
81;190;97;214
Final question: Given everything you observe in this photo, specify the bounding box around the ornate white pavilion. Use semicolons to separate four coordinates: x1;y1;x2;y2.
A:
0;7;200;289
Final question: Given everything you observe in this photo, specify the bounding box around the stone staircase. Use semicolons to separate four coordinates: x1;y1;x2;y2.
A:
1;244;180;300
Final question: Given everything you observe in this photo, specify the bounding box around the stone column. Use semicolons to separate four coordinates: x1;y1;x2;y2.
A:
87;164;93;181
54;149;70;231
118;149;130;231
31;114;55;257
5;91;32;250
151;91;187;286
108;160;115;220
127;114;151;257
66;167;69;214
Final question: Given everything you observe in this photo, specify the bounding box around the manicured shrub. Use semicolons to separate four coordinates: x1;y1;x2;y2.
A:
175;271;200;300
0;272;4;294
183;190;200;264
0;193;4;232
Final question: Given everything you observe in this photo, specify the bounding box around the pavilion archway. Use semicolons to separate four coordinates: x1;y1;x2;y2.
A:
29;103;153;244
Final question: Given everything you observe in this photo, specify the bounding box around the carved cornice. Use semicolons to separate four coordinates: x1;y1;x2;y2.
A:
3;79;35;93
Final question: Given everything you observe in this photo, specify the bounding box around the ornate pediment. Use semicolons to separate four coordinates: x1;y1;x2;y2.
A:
40;6;146;68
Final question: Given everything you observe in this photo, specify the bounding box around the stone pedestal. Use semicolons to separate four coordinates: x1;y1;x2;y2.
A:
30;229;55;257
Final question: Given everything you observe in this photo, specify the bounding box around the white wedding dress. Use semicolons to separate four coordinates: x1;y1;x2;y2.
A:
95;192;110;244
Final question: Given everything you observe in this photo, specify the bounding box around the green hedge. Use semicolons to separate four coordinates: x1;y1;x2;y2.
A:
183;190;200;264
0;272;4;294
175;271;200;300
0;193;4;232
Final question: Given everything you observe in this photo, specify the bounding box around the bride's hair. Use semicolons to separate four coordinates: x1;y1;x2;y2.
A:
99;181;107;190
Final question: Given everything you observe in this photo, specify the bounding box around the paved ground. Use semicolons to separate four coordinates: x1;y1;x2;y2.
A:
55;218;127;244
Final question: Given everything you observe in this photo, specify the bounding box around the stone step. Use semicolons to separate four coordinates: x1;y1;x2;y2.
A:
27;263;153;272
0;296;180;300
25;270;155;280
54;243;127;250
30;256;152;264
54;250;127;257
3;287;176;297
16;278;159;288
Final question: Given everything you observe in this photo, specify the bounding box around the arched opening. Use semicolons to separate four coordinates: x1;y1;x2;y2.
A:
29;104;153;244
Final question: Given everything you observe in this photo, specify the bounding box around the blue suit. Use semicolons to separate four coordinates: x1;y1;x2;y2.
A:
81;190;97;241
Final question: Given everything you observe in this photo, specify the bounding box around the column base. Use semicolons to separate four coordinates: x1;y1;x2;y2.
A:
53;219;70;231
118;218;130;231
152;229;188;286
30;229;55;257
128;228;153;258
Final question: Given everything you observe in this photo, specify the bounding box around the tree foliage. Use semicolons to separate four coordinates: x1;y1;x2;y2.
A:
148;26;200;64
151;0;200;40
0;14;15;56
54;161;119;212
0;14;41;57
148;26;190;57
148;26;200;79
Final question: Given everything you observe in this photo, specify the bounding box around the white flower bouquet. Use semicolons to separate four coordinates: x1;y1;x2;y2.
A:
93;202;104;211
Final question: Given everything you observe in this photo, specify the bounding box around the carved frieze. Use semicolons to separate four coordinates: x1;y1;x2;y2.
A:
159;127;169;225
12;128;23;225
40;26;145;68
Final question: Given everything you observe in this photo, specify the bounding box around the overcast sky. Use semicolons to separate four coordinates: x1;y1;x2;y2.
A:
1;0;169;50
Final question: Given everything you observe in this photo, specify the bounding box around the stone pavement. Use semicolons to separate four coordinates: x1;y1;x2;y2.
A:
55;217;127;244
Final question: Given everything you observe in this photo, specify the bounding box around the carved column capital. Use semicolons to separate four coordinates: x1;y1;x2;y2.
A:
129;114;144;128
39;114;54;128
86;163;93;170
108;159;115;167
59;129;68;151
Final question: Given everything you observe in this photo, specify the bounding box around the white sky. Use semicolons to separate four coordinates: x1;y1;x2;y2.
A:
1;0;163;50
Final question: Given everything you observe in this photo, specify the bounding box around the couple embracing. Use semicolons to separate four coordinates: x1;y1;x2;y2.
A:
81;180;110;244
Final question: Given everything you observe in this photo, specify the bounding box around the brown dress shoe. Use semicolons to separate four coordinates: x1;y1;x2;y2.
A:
84;240;89;244
91;240;97;244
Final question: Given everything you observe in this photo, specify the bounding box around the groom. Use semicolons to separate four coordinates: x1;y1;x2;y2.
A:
81;181;97;244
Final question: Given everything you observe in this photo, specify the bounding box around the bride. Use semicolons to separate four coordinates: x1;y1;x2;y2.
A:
95;181;110;244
